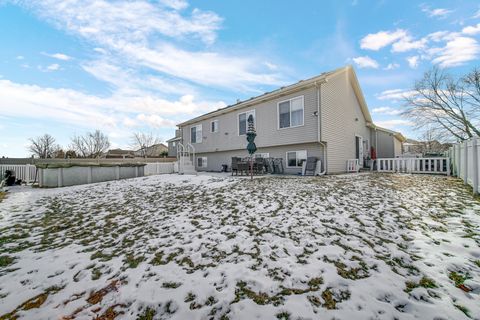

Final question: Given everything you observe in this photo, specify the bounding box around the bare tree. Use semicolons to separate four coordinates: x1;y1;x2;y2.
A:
403;67;480;142
70;130;110;158
130;132;161;158
28;134;58;158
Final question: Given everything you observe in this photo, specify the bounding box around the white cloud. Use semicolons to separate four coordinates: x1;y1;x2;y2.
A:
391;36;427;52
383;63;399;70
371;106;401;115
431;37;480;67
46;63;60;71
17;0;284;91
352;56;379;69
360;29;407;50
421;7;453;18
136;114;177;128
0;79;225;130
406;56;419;69
158;0;189;10
462;23;480;36
376;89;415;101
375;119;413;129
16;55;24;60
43;52;72;61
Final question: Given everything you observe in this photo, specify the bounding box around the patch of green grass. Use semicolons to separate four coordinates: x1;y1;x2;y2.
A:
0;192;6;203
275;311;290;319
184;292;196;303
405;276;437;293
454;304;471;318
0;255;15;268
124;253;144;269
449;271;472;291
137;307;156;320
321;289;336;310
162;282;182;289
474;260;480;268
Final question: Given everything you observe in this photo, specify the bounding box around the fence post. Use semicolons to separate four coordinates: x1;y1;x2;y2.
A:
463;140;468;184
25;164;31;183
472;137;478;194
446;158;450;176
57;168;63;187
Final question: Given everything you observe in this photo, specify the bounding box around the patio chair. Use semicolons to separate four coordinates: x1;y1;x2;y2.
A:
238;161;249;176
304;157;317;176
231;157;240;176
254;157;265;174
273;158;284;174
264;158;274;173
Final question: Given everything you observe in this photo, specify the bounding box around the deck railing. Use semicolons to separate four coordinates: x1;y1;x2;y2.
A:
346;159;360;172
375;158;450;175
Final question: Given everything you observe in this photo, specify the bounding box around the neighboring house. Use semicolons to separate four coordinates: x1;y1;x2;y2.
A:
403;138;451;157
134;143;169;158
105;148;135;159
166;130;182;157
169;66;406;174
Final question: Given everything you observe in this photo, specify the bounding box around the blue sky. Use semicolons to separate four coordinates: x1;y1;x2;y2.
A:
0;0;479;157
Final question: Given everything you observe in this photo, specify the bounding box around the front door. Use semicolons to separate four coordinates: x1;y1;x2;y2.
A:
356;136;364;167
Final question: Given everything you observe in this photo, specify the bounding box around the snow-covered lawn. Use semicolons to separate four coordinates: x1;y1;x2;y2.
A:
0;173;479;320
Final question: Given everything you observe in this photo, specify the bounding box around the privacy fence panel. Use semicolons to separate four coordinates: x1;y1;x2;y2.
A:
449;138;480;194
0;164;36;183
144;162;175;175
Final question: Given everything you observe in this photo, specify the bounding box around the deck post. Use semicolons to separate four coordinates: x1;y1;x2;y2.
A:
472;137;478;194
463;140;468;184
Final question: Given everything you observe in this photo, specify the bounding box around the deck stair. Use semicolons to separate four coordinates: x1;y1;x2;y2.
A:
177;143;197;175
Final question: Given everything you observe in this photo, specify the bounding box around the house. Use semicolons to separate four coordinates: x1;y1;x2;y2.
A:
168;66;406;174
166;130;182;157
105;148;135;159
133;143;169;158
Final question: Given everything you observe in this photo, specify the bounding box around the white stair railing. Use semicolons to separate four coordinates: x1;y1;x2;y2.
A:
176;143;196;175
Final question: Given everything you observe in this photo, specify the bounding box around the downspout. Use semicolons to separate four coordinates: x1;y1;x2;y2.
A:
315;81;327;175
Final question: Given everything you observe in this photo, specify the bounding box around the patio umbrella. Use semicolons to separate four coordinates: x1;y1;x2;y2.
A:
246;114;257;179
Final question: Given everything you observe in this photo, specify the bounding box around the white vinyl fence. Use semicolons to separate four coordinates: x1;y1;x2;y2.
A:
0;164;37;183
376;158;450;175
449;137;480;194
144;162;175;175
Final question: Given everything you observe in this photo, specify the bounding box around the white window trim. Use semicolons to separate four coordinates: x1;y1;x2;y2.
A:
197;156;207;168
277;95;305;130
211;120;219;133
190;124;202;144
237;109;256;136
285;150;307;168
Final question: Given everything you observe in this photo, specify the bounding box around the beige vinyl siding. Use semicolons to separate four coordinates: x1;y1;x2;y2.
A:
194;142;324;174
394;138;402;157
180;87;319;153
321;68;370;173
376;130;394;158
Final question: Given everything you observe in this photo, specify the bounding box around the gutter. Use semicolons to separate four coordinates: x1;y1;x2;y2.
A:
315;80;327;175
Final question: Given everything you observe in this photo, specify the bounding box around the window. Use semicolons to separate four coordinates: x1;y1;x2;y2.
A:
238;110;255;135
254;153;270;158
211;120;219;133
286;150;307;168
278;96;304;129
197;157;207;168
190;124;202;143
172;141;176;148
